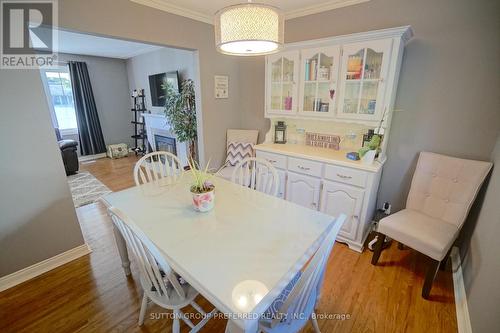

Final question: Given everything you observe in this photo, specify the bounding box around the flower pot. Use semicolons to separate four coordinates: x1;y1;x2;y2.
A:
191;188;215;212
362;150;377;165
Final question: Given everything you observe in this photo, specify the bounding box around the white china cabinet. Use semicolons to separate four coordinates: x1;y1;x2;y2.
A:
259;27;413;251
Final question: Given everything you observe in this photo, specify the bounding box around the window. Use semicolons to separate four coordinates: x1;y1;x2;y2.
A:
41;67;78;135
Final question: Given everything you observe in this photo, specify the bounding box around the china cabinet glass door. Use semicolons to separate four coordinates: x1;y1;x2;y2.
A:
299;46;340;117
267;51;299;114
337;39;392;121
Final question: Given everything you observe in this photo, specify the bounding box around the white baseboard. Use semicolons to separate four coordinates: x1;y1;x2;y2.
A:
451;246;472;333
79;153;107;162
0;243;92;292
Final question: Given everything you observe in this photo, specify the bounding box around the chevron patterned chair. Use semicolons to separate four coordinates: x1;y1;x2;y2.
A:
218;129;259;181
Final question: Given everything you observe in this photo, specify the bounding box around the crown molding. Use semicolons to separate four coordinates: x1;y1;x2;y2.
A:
284;25;413;49
130;0;214;25
285;0;371;20
130;0;371;25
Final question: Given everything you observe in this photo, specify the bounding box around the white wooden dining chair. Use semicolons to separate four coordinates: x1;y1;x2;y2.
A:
224;214;345;333
231;157;280;197
108;207;217;332
133;151;184;186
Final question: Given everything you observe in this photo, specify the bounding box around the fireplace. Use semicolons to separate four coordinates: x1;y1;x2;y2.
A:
143;113;187;167
154;134;177;155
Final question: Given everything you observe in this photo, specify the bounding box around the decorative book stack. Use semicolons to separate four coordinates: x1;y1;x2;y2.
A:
306;132;341;150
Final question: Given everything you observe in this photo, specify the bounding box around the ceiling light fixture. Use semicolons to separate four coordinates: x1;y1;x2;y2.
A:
215;1;284;56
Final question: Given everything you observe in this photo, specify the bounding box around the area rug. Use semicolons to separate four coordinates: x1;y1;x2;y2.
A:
67;172;112;208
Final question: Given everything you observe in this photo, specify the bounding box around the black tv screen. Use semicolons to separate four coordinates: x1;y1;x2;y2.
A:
149;71;180;107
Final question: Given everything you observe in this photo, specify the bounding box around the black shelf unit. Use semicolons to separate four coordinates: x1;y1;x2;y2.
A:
131;93;148;156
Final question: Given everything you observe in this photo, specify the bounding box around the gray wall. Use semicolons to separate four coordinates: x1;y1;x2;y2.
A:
0;70;85;277
239;58;270;143
58;53;133;148
126;47;195;114
461;135;500;333
58;0;242;167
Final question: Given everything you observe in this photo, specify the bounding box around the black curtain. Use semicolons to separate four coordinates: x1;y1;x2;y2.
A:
68;61;106;156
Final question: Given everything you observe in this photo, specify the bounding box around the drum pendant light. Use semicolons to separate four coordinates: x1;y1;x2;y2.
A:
215;1;284;56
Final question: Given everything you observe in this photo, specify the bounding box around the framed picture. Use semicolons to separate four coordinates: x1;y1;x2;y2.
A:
214;75;229;99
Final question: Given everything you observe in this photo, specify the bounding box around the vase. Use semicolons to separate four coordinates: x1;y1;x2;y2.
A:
191;188;215;212
362;150;377;165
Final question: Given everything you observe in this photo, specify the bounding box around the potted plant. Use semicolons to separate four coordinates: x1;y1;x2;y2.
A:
163;79;198;162
187;158;215;212
358;134;381;165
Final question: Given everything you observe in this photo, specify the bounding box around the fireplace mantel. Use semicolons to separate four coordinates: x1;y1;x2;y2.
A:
142;113;188;167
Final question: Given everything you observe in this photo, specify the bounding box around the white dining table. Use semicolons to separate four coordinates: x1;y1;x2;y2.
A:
101;174;341;333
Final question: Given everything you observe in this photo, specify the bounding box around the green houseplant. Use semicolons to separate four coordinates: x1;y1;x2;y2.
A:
358;134;381;165
163;79;198;162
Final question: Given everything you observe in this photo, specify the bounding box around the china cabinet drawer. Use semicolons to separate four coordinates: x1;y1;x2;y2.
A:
324;164;367;188
288;157;323;177
256;151;287;169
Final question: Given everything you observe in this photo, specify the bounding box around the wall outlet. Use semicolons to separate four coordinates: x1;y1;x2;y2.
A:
382;202;391;215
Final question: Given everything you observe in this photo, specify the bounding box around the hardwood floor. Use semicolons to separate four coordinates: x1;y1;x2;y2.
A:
0;155;458;333
79;155;141;191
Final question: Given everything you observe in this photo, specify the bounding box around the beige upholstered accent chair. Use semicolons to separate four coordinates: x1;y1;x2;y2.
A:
218;129;259;181
372;152;492;299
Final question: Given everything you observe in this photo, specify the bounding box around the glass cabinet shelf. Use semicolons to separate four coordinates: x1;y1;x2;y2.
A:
267;51;299;113
299;46;340;116
337;39;392;120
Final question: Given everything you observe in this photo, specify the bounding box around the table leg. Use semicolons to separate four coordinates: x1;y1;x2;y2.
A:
113;224;131;276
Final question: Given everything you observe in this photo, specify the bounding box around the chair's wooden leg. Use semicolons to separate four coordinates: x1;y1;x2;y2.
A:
371;233;386;265
439;247;452;271
138;293;148;326
439;258;447;271
311;312;321;333
398;242;405;250
422;259;440;299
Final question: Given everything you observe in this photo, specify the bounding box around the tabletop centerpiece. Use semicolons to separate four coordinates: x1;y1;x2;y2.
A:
188;158;215;212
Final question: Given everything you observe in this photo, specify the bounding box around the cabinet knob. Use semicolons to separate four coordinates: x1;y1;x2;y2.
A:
353;215;359;219
337;173;352;179
311;202;317;208
298;166;311;171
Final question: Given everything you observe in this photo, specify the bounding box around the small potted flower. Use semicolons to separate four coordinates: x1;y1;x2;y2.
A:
188;158;215;212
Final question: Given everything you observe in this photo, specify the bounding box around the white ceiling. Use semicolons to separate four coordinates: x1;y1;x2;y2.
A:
56;30;163;59
131;0;370;24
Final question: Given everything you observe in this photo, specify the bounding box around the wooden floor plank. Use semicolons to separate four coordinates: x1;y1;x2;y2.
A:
0;155;457;332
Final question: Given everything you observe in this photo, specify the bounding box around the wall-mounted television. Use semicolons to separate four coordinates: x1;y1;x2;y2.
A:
149;71;180;107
